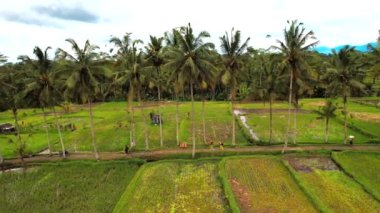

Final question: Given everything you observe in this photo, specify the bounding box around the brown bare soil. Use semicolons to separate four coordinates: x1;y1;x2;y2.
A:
230;178;252;212
285;156;339;173
306;101;326;107
133;101;178;109
350;112;380;123
236;108;311;114
3;145;380;168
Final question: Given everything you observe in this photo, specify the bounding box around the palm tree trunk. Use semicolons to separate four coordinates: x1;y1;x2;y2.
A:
128;82;136;148
231;83;236;146
12;108;24;165
138;91;149;151
269;93;273;144
141;105;149;151
52;106;65;158
343;96;348;144
190;81;196;158
0;152;3;167
158;86;163;148
293;107;297;144
231;100;236;146
325;117;329;143
88;99;99;160
202;96;206;144
282;70;293;154
131;106;135;148
41;107;52;155
175;92;180;146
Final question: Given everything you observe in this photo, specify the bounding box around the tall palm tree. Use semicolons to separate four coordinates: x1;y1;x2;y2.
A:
110;35;148;150
18;46;66;157
323;46;366;143
129;41;149;150
367;31;380;86
220;28;250;146
0;53;7;64
145;35;165;148
273;20;318;152
164;29;181;146
317;100;337;143
56;39;109;160
256;54;285;144
165;23;216;158
109;33;137;148
0;65;25;164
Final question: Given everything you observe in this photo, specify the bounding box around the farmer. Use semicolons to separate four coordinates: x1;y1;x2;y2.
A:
348;135;355;145
219;141;224;151
124;145;129;154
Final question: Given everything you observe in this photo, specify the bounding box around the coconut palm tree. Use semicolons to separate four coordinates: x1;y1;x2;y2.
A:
367;31;380;86
18;46;66;157
109;33;137;148
220;28;250;146
0;65;25;164
145;35;165;147
165;23;216;158
0;53;7;64
317;100;338;143
56;39;110;160
273;20;318;152
164;29;182;146
256;54;285;144
110;35;148;150
323;46;366;143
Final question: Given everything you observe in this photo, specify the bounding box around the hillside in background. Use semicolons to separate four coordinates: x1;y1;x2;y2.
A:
315;42;377;54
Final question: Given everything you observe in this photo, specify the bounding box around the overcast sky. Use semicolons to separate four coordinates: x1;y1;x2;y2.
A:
0;0;379;61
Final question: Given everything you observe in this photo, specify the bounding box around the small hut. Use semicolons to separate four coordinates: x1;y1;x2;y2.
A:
0;123;15;133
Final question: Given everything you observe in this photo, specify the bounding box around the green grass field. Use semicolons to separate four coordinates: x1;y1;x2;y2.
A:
238;98;380;143
0;101;247;158
245;112;370;143
1;152;380;212
0;160;143;212
332;151;380;200
1;98;380;158
221;156;317;212
113;159;228;213
284;156;380;212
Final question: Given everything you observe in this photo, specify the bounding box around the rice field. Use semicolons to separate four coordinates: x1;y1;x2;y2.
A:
221;156;317;212
113;159;228;213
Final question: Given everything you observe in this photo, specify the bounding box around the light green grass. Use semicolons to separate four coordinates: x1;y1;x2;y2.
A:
332;151;380;200
222;156;316;212
113;159;228;213
0;101;248;158
297;170;380;212
0;160;143;212
245;112;370;143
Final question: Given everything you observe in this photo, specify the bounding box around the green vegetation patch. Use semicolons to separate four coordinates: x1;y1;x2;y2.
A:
0;101;248;158
222;156;316;212
332;151;380;200
0;160;142;212
113;159;228;213
246;112;370;144
284;156;380;212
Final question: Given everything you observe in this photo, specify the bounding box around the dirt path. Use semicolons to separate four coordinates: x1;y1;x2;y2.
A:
234;110;259;141
3;145;380;166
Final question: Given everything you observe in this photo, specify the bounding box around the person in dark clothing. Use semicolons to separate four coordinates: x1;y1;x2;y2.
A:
124;145;129;154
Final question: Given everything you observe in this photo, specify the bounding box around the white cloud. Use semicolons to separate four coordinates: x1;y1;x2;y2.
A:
0;0;379;61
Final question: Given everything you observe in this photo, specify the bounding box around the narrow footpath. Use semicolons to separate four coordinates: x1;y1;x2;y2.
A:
4;145;380;165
